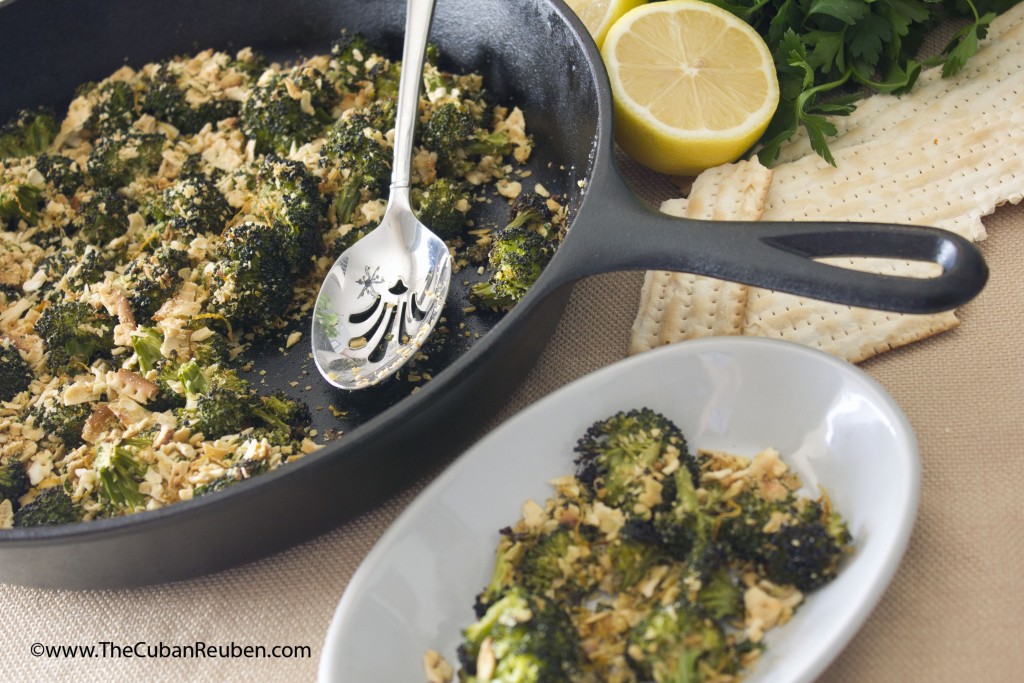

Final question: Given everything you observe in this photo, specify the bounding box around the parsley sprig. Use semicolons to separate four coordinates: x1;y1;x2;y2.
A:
697;0;1015;165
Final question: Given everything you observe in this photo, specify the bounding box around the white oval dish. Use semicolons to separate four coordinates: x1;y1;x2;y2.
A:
319;337;920;683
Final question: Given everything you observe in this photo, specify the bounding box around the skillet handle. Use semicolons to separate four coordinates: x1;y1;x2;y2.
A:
543;172;988;315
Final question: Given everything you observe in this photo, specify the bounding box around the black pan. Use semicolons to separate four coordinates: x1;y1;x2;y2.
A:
0;0;986;588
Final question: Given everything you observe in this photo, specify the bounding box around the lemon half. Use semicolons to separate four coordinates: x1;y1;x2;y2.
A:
565;0;646;49
602;0;779;176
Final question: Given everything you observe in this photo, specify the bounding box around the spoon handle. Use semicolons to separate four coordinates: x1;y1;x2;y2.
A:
390;0;436;192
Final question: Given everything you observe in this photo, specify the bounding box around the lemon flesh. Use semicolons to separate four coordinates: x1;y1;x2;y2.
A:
602;0;779;176
565;0;646;49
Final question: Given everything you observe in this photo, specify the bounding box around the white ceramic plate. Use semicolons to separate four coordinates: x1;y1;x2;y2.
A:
319;337;920;683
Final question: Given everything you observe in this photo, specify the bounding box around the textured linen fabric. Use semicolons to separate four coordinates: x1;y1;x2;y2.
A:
2;165;1022;682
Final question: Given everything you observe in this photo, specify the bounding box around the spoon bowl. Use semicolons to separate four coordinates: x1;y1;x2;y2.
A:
312;0;446;390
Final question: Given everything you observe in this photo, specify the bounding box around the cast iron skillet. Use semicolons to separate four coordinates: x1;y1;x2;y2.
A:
0;0;986;588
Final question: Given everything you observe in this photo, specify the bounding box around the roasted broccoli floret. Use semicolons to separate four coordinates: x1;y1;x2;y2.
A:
193;456;270;497
421;102;510;176
206;222;295;329
0;339;33;402
469;222;555;312
188;328;230;367
626;602;737;683
319;103;394;224
250;156;326;273
28;399;92;449
573;409;696;515
458;588;581;683
120;244;190;322
85;80;141;136
250;390;312;442
649;461;716;563
34;300;115;373
93;439;147;512
0;459;29;506
73;187;132;245
13;486;81;527
326;30;400;97
179;386;250;440
507;192;552;229
240;65;338;155
34;153;84;196
142;65;240;134
411;177;471;240
475;524;595;614
229;48;268;81
602;536;665;591
143;175;234;235
330;30;378;66
174;360;262;439
757;501;851;592
422;47;484;97
695;563;745;621
518;526;594;601
0;107;57;159
86;132;165;187
0;180;42;227
63;243;122;296
37;241;124;301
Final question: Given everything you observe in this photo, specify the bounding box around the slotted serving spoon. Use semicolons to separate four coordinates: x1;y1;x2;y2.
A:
312;0;449;390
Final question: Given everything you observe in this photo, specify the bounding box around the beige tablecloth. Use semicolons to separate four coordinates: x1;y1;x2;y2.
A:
1;161;1022;681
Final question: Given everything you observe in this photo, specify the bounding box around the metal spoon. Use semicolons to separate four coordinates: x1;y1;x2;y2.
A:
312;0;449;390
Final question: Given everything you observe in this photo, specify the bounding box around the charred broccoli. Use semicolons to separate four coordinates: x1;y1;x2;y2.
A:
251;155;326;273
469;227;553;312
627;602;738;683
34;153;84;196
469;196;559;312
458;588;581;683
250;390;312;444
0;107;57;159
84;80;141;136
420;102;510;176
240;65;338;155
173;361;309;442
13;486;81;527
328;31;395;95
715;488;850;592
411;177;471;240
319;103;394;224
73;187;132;245
142;65;241;134
120;244;190;322
143;175;234;235
28;399;92;450
0;339;32;401
176;377;253;440
34;300;115;373
193;456;270;497
86;132;165;187
475;525;592;614
0;459;29;506
64;243;122;293
206;222;295;328
572;408;696;521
